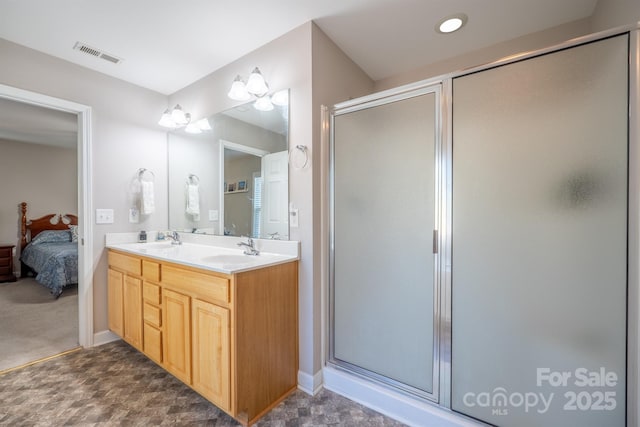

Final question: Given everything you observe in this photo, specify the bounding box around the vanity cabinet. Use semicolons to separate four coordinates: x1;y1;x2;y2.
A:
107;249;298;426
162;288;192;384
142;262;162;365
107;252;143;351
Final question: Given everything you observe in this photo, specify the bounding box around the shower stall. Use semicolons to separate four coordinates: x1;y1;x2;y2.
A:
328;28;637;427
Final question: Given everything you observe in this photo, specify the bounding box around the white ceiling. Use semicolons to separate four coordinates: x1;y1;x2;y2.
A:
0;0;599;95
0;98;77;148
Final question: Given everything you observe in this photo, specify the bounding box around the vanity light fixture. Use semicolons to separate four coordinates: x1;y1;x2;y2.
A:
436;13;468;34
196;118;212;131
228;75;251;101
158;104;191;128
184;118;212;134
228;67;281;112
158;105;212;133
184;123;202;134
245;67;269;96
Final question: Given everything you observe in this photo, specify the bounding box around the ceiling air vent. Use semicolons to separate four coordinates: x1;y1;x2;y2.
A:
73;42;123;64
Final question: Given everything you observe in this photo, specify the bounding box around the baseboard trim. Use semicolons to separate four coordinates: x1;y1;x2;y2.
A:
93;330;120;347
322;366;481;427
298;369;323;395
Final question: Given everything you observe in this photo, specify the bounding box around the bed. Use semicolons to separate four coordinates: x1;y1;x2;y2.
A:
19;202;78;298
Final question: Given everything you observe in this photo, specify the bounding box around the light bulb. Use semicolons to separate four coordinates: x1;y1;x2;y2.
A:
171;104;189;125
197;118;212;130
271;90;288;106
436;13;468;34
185;123;202;134
228;75;251;101
158;109;176;128
254;95;273;111
246;67;269;96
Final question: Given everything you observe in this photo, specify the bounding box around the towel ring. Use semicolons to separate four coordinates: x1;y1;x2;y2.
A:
137;168;155;182
289;145;309;170
188;174;200;185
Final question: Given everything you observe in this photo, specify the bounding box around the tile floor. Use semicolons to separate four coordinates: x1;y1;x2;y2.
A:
0;340;407;426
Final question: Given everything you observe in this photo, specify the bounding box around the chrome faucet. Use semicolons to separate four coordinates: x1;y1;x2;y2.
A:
237;237;259;255
166;231;182;245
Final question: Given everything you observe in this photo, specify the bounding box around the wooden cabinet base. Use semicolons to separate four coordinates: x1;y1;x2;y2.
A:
107;249;298;426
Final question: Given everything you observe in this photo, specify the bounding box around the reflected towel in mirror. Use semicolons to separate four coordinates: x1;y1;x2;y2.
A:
186;184;200;220
141;181;155;214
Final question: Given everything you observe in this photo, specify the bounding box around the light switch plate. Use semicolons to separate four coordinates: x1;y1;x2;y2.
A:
209;210;219;221
96;208;114;224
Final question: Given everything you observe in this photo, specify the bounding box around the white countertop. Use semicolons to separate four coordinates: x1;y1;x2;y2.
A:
106;233;299;275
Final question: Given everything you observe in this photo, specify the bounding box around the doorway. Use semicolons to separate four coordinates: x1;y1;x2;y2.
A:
0;84;93;364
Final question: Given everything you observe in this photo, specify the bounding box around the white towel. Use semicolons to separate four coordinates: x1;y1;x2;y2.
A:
141;181;155;214
186;184;200;219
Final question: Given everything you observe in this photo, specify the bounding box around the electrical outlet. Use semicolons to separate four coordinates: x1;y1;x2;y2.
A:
209;210;219;221
129;207;139;223
290;208;299;228
96;208;114;224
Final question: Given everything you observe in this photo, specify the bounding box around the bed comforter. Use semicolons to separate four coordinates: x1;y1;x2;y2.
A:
20;241;78;297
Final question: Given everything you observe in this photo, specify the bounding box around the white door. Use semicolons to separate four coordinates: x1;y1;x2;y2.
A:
261;151;288;239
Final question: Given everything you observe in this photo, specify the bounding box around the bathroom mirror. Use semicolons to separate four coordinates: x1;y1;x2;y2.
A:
168;90;289;239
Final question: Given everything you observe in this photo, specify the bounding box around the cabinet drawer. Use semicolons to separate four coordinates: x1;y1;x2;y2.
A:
0;248;12;258
108;251;141;276
144;302;161;327
0;265;11;275
142;260;160;282
143;282;161;305
143;323;162;363
162;265;230;304
0;257;11;268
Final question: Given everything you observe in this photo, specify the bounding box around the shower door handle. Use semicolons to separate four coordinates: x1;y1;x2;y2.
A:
433;229;438;254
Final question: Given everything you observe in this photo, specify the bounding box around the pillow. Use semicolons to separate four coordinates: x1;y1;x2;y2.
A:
30;230;72;245
68;225;78;243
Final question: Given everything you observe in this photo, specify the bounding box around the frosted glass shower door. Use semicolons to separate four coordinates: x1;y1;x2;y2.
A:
331;87;439;399
451;36;628;426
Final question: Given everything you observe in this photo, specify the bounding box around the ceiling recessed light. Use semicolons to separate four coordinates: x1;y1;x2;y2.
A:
436;13;468;34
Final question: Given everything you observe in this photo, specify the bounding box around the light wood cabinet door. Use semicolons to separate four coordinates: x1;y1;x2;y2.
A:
123;276;143;350
143;323;163;364
107;268;124;337
163;288;192;384
192;299;230;412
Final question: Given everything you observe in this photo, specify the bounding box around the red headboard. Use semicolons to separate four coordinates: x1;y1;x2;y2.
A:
20;202;78;250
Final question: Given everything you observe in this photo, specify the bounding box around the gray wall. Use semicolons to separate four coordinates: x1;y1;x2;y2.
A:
591;0;640;31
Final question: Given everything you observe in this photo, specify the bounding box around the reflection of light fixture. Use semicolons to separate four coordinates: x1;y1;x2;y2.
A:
158;105;212;133
271;90;288;106
196;118;212;130
228;67;285;111
253;95;274;111
185;123;202;134
436;13;468;34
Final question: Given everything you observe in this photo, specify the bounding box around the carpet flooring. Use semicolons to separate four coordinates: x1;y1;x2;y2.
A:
0;340;407;426
0;277;78;372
